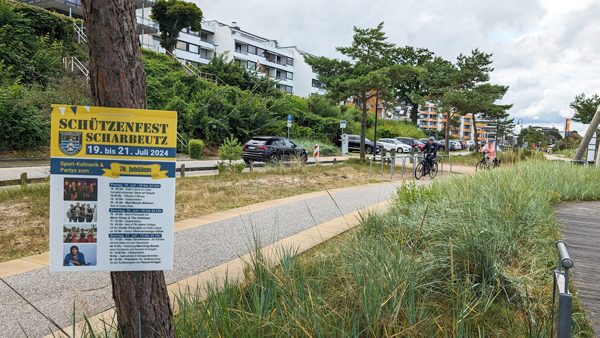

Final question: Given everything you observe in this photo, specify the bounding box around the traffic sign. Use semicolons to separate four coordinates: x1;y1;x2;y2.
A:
340;120;346;129
287;114;292;128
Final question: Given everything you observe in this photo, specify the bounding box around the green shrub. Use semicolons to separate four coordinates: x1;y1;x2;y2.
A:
366;119;425;140
188;139;203;159
216;136;245;173
291;138;341;156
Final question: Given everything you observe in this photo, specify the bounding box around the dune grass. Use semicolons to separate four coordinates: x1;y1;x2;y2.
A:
166;160;597;337
449;148;547;166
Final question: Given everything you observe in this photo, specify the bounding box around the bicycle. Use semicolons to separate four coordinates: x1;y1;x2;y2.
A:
475;152;500;171
414;154;438;180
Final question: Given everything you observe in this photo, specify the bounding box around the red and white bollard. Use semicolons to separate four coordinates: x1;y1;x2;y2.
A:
313;144;319;162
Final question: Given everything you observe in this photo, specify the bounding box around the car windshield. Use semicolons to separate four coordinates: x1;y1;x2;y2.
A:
365;138;373;142
247;138;268;145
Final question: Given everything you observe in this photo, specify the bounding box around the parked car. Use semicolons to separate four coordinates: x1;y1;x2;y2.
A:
396;137;422;151
377;138;413;153
242;136;308;164
466;140;475;148
439;140;460;151
335;134;382;154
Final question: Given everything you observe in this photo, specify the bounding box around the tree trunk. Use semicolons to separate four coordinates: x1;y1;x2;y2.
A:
82;1;175;337
472;113;478;151
444;112;451;153
360;98;367;160
411;104;418;125
574;105;600;161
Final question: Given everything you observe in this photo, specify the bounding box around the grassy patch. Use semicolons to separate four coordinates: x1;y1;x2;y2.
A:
170;160;597;336
449;148;547;166
291;138;341;156
0;162;387;262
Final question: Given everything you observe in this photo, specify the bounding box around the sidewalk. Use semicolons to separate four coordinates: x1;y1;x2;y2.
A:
0;179;411;338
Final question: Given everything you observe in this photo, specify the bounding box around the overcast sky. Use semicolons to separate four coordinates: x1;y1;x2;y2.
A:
195;0;600;134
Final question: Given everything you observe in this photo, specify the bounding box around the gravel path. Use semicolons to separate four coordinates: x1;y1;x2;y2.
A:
0;181;410;338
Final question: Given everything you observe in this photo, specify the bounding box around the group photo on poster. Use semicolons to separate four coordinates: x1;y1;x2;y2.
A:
65;202;97;223
63;178;97;201
62;244;97;266
63;225;97;243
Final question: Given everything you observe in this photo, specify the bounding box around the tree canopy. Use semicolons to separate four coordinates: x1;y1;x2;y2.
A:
151;0;203;54
305;22;422;159
569;93;600;124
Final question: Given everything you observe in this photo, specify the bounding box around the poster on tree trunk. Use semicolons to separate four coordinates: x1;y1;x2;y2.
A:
48;105;177;272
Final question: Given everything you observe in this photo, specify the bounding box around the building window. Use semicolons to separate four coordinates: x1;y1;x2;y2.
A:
200;49;208;59
286;72;293;80
200;32;208;42
176;41;187;51
188;44;199;54
247;61;256;70
287;58;293;66
285;86;292;93
256;48;265;57
276;70;281;79
247;45;257;55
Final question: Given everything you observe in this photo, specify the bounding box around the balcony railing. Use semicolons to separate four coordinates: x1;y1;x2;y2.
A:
137;17;158;31
17;0;81;6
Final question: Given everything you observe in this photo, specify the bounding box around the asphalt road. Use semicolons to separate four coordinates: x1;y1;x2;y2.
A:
0;181;415;338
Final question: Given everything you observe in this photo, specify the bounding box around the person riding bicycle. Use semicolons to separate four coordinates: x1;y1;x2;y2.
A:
479;139;496;166
421;137;439;173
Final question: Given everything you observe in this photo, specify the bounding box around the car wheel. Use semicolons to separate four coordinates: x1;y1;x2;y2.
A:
397;147;403;153
365;146;373;154
268;153;279;164
301;153;308;164
244;159;251;165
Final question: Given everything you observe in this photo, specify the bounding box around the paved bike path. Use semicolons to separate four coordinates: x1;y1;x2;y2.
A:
0;181;409;338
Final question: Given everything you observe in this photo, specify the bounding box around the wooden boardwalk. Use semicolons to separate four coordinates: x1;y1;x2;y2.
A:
555;201;600;336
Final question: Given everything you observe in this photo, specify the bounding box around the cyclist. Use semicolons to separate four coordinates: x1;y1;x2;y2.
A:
479;139;496;166
421;137;439;173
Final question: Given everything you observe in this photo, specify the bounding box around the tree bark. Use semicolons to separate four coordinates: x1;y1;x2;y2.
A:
360;97;367;160
444;112;451;153
574;105;600;161
82;1;175;337
472;113;478;151
411;104;418;125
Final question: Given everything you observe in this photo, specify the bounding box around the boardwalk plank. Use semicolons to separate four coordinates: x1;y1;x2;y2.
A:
555;201;600;337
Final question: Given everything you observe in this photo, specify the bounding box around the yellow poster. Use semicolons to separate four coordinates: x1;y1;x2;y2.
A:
49;105;177;272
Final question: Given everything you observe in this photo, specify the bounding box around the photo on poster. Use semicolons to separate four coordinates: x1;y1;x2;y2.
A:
62;244;97;267
63;224;97;243
63;177;97;201
64;202;97;223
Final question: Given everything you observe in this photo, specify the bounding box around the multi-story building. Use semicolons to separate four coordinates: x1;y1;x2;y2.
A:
16;0;323;97
416;105;495;141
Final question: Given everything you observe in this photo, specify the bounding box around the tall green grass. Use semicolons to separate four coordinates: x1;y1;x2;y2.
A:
291;138;341;156
61;161;598;337
451;148;547;166
164;160;597;337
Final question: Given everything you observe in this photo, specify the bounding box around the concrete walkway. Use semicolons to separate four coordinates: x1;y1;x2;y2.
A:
0;179;419;337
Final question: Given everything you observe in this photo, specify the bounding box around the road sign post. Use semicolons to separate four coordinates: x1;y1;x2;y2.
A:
287;114;292;139
314;144;319;163
340;120;347;154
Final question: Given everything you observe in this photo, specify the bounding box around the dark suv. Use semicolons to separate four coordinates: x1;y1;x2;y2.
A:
335;134;382;154
396;137;422;151
242;136;308;164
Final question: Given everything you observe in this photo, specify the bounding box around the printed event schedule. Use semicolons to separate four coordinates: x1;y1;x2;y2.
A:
48;105;177;272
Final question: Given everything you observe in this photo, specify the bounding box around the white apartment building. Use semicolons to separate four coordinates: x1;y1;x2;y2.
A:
17;0;323;97
141;20;322;97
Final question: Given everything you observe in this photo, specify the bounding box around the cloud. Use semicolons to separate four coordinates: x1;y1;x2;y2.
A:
194;0;600;133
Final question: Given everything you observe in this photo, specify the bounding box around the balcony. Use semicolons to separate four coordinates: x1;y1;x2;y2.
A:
137;16;158;33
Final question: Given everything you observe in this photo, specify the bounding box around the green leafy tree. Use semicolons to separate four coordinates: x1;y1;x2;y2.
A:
151;0;203;54
524;129;546;148
394;46;434;125
216;135;245;173
569;93;600;124
305;22;420;159
199;53;280;96
424;50;496;152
